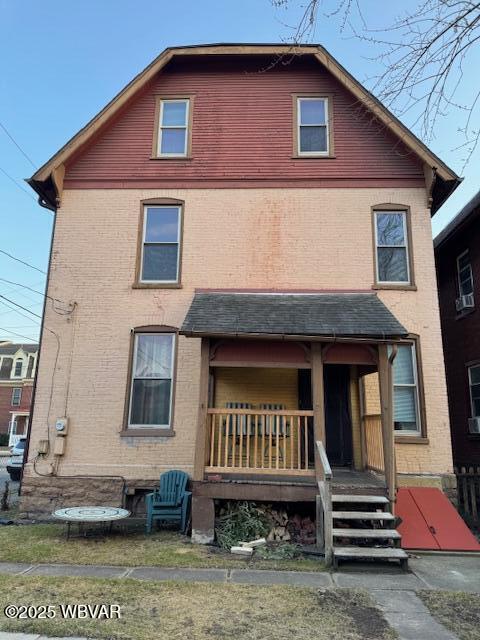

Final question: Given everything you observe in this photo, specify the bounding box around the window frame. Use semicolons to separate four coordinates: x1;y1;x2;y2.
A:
468;363;480;419
11;387;22;407
457;249;474;298
152;96;193;159
122;326;178;436
13;359;23;378
134;198;184;288
293;94;333;158
372;204;416;290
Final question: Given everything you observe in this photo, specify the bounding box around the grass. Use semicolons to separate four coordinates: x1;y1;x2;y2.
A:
418;590;480;640
0;523;324;571
0;575;396;640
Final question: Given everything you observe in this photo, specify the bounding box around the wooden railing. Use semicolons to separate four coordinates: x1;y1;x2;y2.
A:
315;440;333;566
205;408;314;474
455;464;480;525
364;414;385;473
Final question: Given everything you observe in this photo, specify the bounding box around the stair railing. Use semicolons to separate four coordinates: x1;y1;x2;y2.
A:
316;440;333;566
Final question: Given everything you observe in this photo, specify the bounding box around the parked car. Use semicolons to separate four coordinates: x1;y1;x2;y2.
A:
6;438;26;481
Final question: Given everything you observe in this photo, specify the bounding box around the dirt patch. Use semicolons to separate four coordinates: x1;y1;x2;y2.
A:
419;590;480;640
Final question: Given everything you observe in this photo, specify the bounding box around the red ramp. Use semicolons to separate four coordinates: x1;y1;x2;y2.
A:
396;487;480;551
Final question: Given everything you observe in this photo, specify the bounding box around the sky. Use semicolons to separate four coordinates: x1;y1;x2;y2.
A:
1;0;479;343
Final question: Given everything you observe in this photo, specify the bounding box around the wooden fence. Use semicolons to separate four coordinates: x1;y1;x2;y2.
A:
363;414;385;473
455;464;480;525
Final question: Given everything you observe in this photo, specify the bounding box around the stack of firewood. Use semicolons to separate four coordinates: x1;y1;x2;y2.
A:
264;507;291;542
286;513;316;545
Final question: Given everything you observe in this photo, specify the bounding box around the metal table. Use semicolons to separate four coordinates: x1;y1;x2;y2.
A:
53;506;131;539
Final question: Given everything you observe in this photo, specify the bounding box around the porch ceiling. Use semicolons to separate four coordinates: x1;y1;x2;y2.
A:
180;292;408;340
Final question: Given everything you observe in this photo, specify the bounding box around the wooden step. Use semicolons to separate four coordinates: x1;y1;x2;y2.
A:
332;494;389;504
333;528;400;539
333;546;408;561
332;511;394;520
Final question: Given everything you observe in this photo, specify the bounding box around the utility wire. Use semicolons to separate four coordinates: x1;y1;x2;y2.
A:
0;294;42;319
0;248;46;274
0;277;66;305
0;299;41;325
0;165;37;202
0;326;38;342
0;121;37;169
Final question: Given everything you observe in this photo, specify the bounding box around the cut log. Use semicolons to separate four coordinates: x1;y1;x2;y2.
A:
231;546;253;556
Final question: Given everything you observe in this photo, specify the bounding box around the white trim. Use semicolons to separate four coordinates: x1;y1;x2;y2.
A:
297;97;329;156
11;387;22;407
374;210;410;285
468;364;480;418
128;332;175;429
140;205;181;283
456;249;474;298
157;98;189;157
393;343;421;436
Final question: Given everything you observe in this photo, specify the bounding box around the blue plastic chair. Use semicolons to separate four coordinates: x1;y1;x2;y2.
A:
145;470;191;534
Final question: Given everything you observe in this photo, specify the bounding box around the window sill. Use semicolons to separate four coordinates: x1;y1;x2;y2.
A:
132;283;182;289
372;284;417;291
150;156;193;161
120;428;175;438
456;308;475;320
395;435;429;444
291;154;336;159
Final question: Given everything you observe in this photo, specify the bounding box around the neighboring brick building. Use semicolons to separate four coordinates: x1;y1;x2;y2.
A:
22;44;461;562
435;190;480;465
0;343;38;445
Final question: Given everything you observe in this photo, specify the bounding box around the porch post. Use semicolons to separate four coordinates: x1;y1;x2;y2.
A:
311;342;325;477
193;337;210;481
378;343;396;511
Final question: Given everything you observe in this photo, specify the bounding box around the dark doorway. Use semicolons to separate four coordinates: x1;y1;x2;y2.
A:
324;364;353;466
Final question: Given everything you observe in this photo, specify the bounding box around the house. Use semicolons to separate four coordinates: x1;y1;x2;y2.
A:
0;343;38;446
435;191;480;469
22;44;461;564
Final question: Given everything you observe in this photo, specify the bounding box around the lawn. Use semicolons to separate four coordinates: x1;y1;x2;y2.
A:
0;575;396;640
418;590;480;640
0;523;324;571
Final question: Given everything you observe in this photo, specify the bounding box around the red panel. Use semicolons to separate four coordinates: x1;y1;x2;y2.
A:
396;488;440;550
323;343;376;365
212;340;308;365
64;55;423;186
410;487;480;552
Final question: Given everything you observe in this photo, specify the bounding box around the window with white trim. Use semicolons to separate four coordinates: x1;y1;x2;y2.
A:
457;251;474;297
391;343;421;434
375;210;410;284
157;99;189;157
296;97;329;155
140;205;181;283
128;333;175;428
13;359;23;378
11;388;21;407
468;364;480;418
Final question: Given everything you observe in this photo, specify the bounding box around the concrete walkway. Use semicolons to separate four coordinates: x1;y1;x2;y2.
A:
1;555;478;640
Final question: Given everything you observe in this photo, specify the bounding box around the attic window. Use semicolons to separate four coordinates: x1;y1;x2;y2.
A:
295;96;330;156
156;98;191;158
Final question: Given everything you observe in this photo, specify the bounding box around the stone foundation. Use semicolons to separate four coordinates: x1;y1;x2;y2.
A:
397;472;457;504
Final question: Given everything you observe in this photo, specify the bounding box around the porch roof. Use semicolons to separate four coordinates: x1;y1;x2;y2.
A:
180;292;408;340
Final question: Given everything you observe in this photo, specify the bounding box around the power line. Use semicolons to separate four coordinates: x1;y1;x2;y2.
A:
0;326;38;342
0;277;65;305
0;248;46;274
0;121;37;169
0;294;42;319
0;165;37;202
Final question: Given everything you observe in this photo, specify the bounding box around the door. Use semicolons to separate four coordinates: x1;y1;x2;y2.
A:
324;365;353;466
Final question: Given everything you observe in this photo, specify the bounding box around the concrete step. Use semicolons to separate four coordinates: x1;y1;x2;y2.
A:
332;494;389;504
333;527;401;539
333;545;408;561
332;511;394;521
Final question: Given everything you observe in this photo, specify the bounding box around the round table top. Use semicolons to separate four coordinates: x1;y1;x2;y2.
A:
53;506;130;522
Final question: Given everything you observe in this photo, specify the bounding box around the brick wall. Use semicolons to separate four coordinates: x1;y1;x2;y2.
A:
24;187;452;486
0;384;32;434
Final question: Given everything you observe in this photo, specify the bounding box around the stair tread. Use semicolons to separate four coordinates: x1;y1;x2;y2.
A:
333;527;400;539
332;511;394;520
334;546;408;559
332;495;389;504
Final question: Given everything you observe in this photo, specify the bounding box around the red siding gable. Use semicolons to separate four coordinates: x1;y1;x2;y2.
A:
65;55;424;188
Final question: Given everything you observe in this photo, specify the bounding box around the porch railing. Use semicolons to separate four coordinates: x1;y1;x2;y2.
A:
205;408;315;474
316;440;333;566
363;414;385;473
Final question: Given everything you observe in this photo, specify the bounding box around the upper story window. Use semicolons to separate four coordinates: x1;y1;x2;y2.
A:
456;250;474;313
374;209;411;285
11;388;22;407
13;359;23;378
139;204;182;284
156;98;190;157
296;97;330;156
128;332;175;429
392;343;421;435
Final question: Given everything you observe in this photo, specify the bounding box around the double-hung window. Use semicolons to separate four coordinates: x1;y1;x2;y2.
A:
296;97;329;155
374;210;410;284
128;333;175;429
457;251;474;298
391;343;421;435
11;388;21;407
468;364;480;419
140;205;182;283
13;359;23;378
157;99;190;157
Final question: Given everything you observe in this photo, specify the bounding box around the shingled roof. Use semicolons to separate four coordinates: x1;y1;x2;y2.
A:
0;343;39;356
180;292;407;339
